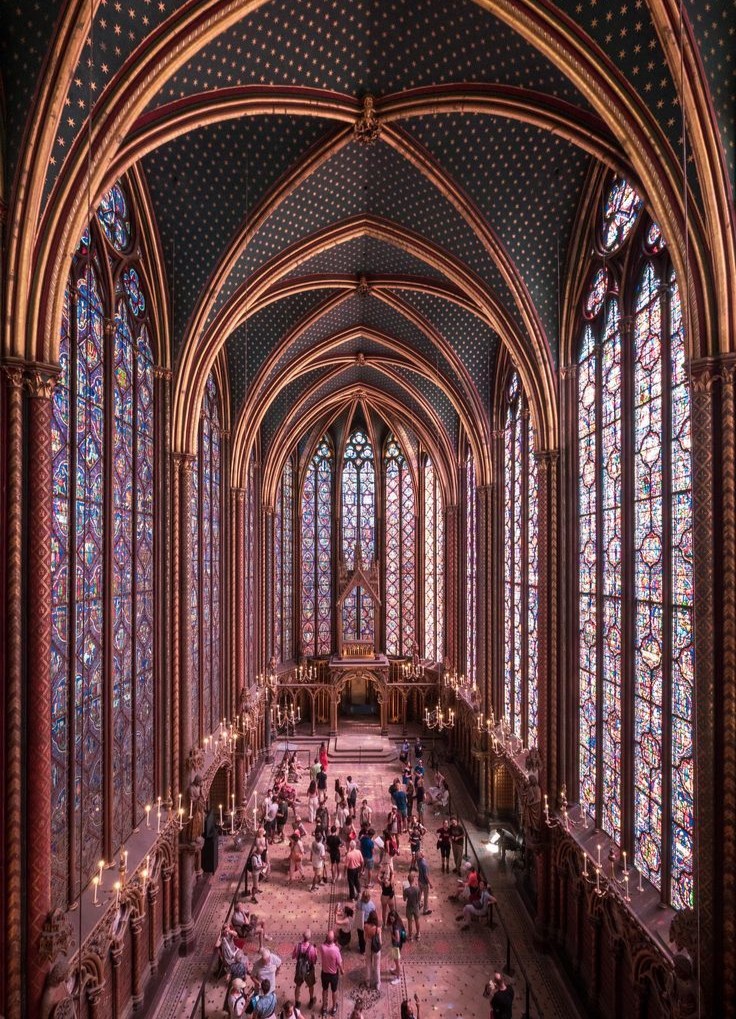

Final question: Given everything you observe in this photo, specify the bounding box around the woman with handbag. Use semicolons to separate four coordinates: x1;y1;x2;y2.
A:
363;909;382;990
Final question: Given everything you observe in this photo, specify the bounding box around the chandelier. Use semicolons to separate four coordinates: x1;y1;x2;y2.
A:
424;702;455;731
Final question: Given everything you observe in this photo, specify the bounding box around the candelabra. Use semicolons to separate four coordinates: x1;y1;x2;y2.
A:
444;668;477;700
296;662;317;682
424;702;455;731
271;701;301;738
579;843;639;901
401;660;424;680
543;785;589;834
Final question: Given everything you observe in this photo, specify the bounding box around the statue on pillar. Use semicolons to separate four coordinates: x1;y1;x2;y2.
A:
40;958;77;1019
188;773;205;843
520;773;542;834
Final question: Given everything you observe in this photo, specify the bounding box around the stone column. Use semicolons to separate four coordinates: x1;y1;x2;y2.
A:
444;504;459;670
3;364;25;1019
689;356;736;1017
24;368;57;1017
130;912;144;1008
535;450;559;797
154;368;172;808
178;455;196;790
178;845;197;953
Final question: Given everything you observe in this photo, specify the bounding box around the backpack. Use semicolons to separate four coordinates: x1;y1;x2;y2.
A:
295;945;313;984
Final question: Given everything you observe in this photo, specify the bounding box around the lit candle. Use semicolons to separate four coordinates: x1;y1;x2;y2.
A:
178;793;182;813
178;808;184;830
596;844;602;867
145;804;151;829
93;875;100;905
114;881;121;909
157;808;161;834
595;868;601;894
189;798;193;820
98;858;105;884
624;874;630;901
622;850;628;872
145;854;150;873
231;793;235;812
219;804;223;826
157;795;162;812
582;852;588;878
231;810;235;834
123;850;128;871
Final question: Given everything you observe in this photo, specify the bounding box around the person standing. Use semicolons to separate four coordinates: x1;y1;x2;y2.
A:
436;820;452;873
490;972;514;1019
405;776;415;818
378;864;396;926
416;851;432;915
345;839;363;900
310;831;326;891
346;776;358;818
288;832;305;884
291;930;318;1010
247;979;277;1018
408;817;425;869
227;977;249;1018
359;827;376;887
387;909;406;984
326;825;343;884
306;780;319;823
363;909;382;991
319;931;344;1017
359;798;372;828
356;889;377;954
250;948;283;995
403;871;422;941
393;784;408;834
319;741;329;773
448;817;465;874
415;777;426;820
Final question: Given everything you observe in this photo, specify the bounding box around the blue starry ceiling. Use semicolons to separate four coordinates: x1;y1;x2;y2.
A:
282;236;447;282
390;288;499;402
149;0;590;110
257;292;466;401
203;137;518;333
402;115;589;349
226;287;334;413
685;0;736;182
261;362;459;459
143;115;334;345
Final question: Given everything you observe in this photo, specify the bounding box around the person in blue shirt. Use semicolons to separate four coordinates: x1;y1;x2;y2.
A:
393;785;408;833
359;829;375;887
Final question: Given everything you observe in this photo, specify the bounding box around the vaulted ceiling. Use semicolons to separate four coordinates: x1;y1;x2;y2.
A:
3;0;735;480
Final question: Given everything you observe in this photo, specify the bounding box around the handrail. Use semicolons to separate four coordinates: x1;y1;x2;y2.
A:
460;820;543;1019
188;744;300;1019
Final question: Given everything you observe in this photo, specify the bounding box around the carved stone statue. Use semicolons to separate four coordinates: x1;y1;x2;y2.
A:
188;773;205;842
521;773;542;833
525;747;542;776
40;958;77;1019
668;952;698;1019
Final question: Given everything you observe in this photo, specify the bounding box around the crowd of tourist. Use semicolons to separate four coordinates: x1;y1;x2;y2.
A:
218;737;510;1019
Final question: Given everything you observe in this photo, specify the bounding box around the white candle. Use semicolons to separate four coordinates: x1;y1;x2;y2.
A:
624;874;630;901
157;795;161;812
178;808;184;830
231;810;235;834
622;850;628;872
123;850;128;870
596;844;602;867
219;804;223;826
595;868;601;894
178;793;182;813
582;852;588;878
93;875;99;905
157;809;161;834
114;881;121;909
189;798;193;820
145;804;151;829
98;859;105;884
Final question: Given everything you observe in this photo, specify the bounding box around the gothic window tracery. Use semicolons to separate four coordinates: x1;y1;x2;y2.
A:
50;180;155;905
342;429;375;642
423;455;444;662
274;454;295;662
502;373;538;746
575;176;694;909
465;447;477;684
301;438;333;657
385;435;416;656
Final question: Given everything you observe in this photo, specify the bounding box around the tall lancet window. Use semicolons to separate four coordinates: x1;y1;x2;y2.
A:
301;438;333;657
465;449;477;684
49;180;155;905
502;373;539;746
423;456;444;662
341;429;375;641
575;176;693;909
384;436;416;656
198;373;222;737
274;456;295;662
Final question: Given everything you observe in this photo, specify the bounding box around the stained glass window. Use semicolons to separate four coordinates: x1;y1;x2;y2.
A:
274;455;295;661
465;449;477;685
342;430;375;642
423;456;444;662
97;183;131;252
385;436;416;656
246;452;257;684
50;178;156;906
196;374;222;737
301;438;333;657
502;374;539;746
601;177;643;252
575;178;693;909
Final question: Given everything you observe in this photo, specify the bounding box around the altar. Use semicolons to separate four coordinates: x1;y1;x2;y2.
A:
328;654;390;734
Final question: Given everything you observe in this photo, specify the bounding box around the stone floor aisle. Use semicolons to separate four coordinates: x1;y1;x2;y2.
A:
149;731;585;1019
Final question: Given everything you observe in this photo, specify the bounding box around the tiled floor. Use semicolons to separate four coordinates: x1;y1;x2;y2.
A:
150;728;584;1019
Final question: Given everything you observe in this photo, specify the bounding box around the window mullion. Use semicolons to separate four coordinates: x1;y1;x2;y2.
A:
660;276;674;905
594;328;605;832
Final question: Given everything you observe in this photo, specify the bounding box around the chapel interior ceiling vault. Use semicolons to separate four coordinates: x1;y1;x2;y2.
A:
4;0;735;461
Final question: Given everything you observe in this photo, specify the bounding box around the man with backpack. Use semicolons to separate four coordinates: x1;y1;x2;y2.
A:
291;930;318;1010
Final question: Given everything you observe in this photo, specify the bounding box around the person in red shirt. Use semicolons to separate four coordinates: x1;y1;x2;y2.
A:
318;931;344;1016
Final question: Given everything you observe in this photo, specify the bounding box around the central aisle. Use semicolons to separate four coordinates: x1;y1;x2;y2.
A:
151;733;579;1019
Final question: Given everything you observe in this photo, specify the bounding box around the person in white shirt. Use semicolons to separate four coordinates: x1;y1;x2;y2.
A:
310;833;326;891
